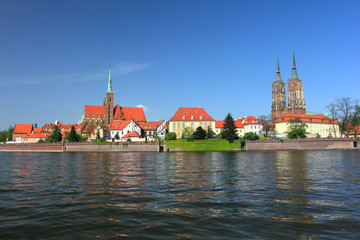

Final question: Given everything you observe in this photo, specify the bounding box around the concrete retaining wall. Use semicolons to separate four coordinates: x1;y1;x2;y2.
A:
246;138;354;151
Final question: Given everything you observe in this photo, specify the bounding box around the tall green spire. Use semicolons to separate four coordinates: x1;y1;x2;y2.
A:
107;66;113;93
291;44;298;78
276;48;282;81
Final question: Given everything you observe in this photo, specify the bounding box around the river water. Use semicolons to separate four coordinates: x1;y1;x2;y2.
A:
1;150;360;239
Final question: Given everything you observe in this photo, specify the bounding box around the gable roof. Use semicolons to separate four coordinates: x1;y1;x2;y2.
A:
276;113;339;124
113;105;146;122
85;105;106;116
215;120;244;129
122;131;141;138
110;120;132;130
137;121;164;131
170;107;215;122
22;132;48;139
33;127;42;133
13;124;33;134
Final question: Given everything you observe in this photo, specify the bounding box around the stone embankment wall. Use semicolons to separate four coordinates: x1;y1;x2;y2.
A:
65;142;159;152
0;142;160;152
246;138;354;151
0;143;63;152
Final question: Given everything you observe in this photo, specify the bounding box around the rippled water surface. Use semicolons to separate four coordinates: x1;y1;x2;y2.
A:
1;150;360;239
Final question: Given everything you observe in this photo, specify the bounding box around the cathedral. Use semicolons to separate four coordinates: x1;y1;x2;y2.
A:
271;48;306;123
83;69;146;125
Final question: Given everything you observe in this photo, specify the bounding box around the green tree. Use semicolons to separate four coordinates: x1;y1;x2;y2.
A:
47;125;62;143
115;132;120;140
165;132;177;140
221;113;237;143
0;125;13;142
287;118;308;139
66;125;80;142
206;127;215;139
244;132;260;141
181;127;195;141
258;115;272;138
194;126;207;140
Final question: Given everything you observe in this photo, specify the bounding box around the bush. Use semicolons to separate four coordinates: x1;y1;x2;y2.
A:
287;128;307;139
165;132;177;140
194;126;207;140
244;132;260;141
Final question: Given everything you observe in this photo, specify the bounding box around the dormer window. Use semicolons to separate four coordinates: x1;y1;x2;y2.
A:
191;116;194;120
182;116;185;120
200;116;203;120
118;122;120;125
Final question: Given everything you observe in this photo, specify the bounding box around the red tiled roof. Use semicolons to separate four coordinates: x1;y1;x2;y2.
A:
215;120;244;129
33;127;42;133
137;121;164;130
242;116;262;126
110;120;131;130
122;131;141;138
22;133;48;139
13;124;33;134
113;105;146;122
170;107;215;121
85;105;106;116
276;113;339;124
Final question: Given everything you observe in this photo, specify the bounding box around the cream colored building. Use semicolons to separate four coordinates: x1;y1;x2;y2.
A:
169;107;215;139
275;113;340;138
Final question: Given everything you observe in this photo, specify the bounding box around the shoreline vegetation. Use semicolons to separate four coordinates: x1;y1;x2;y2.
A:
165;139;243;151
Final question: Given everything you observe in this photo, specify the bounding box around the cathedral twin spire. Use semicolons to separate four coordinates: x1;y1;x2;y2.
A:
275;45;298;80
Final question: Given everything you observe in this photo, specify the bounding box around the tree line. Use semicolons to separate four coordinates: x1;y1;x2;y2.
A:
327;97;360;138
165;113;260;143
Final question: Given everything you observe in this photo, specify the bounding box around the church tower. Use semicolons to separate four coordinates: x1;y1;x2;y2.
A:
105;68;114;125
287;46;306;114
271;49;286;123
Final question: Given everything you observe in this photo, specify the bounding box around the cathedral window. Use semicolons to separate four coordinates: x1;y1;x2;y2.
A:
182;123;185;128
178;123;180;129
205;123;207;128
173;123;176;129
191;123;194;129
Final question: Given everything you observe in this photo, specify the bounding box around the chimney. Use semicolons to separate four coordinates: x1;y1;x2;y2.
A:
35;123;38;128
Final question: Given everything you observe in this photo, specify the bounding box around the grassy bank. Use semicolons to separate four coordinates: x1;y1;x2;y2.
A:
165;139;242;151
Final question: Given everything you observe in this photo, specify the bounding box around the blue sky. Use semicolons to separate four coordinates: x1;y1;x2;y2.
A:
1;0;359;130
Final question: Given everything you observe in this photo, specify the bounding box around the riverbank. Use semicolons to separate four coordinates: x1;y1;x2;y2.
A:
165;138;355;151
0;142;160;152
0;138;355;152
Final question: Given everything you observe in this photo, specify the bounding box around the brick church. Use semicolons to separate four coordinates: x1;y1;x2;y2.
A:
83;69;146;125
271;48;306;123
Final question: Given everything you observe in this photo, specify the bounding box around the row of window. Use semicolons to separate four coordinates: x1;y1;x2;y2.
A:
172;122;212;129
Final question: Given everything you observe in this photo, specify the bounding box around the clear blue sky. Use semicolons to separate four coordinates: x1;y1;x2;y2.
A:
1;0;359;130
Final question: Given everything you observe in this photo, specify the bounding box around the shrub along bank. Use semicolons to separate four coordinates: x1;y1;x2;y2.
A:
165;139;242;151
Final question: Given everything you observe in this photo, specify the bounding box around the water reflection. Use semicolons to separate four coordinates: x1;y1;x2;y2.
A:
1;150;360;239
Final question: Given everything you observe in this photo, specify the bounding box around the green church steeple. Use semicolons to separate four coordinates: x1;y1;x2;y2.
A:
276;48;282;81
107;66;113;93
291;44;298;79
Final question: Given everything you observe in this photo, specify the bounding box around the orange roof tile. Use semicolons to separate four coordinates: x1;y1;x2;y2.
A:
22;133;48;139
85;105;106;116
33;127;42;133
13;124;33;134
275;113;339;124
215;120;244;129
170;107;215;121
137;121;164;130
122;131;141;138
113;105;146;122
242;116;262;126
110;120;131;130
